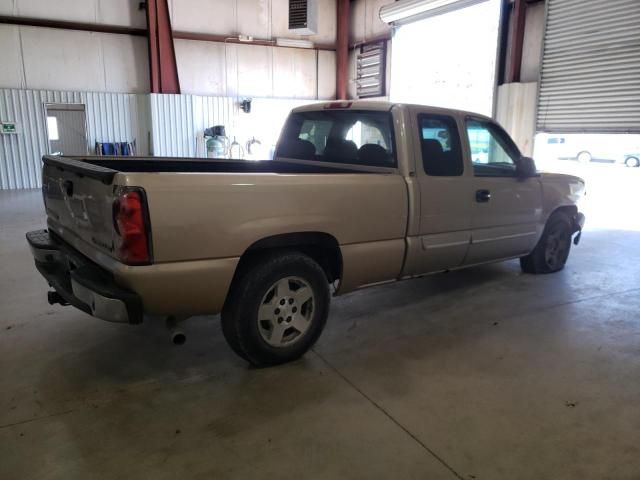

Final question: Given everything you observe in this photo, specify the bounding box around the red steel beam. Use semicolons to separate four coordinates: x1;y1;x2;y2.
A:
507;0;527;83
336;0;350;100
146;0;180;94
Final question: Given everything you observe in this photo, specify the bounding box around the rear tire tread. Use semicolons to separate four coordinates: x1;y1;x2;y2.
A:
221;251;330;366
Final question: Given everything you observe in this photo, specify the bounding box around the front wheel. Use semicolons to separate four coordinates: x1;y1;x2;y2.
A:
625;157;639;168
221;251;330;366
576;151;592;163
520;212;573;274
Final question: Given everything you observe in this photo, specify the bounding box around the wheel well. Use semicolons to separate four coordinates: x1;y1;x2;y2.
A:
235;232;342;284
550;205;578;224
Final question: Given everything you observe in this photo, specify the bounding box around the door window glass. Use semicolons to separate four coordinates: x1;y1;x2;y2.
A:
419;114;463;176
466;119;519;177
46;117;59;141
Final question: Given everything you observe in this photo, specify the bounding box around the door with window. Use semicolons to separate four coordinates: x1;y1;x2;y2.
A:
404;109;473;275
45;103;87;156
464;118;542;264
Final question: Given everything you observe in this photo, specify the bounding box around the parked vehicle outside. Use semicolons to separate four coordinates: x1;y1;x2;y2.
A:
27;101;586;366
534;133;640;166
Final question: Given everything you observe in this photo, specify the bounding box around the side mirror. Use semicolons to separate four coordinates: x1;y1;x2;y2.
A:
516;156;537;179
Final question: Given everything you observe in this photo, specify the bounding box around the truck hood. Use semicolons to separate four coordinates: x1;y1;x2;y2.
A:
538;171;586;209
538;171;585;186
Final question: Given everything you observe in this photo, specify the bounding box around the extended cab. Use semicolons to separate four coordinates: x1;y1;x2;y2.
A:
27;101;585;365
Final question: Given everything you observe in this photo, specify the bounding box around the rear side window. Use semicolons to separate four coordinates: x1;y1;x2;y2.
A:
419;114;463;176
276;110;396;167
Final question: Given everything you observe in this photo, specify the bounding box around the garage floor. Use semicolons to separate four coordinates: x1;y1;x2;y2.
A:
2;167;640;480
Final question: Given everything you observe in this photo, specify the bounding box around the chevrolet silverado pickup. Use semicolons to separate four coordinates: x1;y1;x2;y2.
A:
27;101;586;366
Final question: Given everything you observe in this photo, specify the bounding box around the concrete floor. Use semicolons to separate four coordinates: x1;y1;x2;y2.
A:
2;166;640;479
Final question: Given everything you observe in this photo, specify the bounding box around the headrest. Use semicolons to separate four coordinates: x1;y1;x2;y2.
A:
278;138;315;160
358;144;390;166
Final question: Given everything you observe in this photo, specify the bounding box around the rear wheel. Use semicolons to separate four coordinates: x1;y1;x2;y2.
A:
520;212;573;274
577;151;592;163
625;157;639;168
221;251;330;366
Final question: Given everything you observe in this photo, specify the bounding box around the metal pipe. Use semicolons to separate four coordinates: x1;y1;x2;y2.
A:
173;31;336;51
0;15;147;36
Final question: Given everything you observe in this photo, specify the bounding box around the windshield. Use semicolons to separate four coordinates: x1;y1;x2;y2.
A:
275;110;396;168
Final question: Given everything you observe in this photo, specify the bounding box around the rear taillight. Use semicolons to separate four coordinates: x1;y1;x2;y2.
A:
113;189;152;265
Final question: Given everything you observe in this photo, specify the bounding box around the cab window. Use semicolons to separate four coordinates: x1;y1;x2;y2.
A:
466;119;520;177
419;114;463;176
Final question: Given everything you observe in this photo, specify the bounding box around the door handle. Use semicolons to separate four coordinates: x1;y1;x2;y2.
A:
476;189;491;203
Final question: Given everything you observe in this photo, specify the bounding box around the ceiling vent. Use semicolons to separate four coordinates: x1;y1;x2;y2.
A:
288;0;317;35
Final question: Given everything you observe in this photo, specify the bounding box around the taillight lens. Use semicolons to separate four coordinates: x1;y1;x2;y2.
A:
113;189;152;265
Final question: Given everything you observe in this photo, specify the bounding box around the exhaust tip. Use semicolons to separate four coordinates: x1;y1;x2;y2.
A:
172;331;186;345
47;291;68;306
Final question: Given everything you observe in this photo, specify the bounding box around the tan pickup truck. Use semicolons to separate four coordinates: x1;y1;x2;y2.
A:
27;101;585;365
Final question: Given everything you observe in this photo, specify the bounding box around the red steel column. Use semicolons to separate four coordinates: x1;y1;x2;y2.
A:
146;0;181;94
336;0;350;99
507;0;527;83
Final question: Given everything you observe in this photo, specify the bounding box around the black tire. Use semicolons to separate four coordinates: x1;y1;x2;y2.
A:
625;157;639;168
520;212;573;274
221;251;330;366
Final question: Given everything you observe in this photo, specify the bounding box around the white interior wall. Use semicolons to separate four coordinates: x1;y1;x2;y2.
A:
170;0;337;98
350;0;393;42
169;0;336;45
176;40;336;99
0;0;147;27
0;24;150;93
0;0;337;99
495;82;538;156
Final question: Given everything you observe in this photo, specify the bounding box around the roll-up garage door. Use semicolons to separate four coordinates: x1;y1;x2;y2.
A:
379;0;489;24
537;0;640;133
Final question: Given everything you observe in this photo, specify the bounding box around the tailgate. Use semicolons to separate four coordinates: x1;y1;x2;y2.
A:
42;156;120;259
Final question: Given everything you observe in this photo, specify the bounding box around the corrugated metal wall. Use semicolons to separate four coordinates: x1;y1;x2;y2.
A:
150;94;313;158
2;90;314;189
0;89;148;189
538;0;640;133
150;94;237;157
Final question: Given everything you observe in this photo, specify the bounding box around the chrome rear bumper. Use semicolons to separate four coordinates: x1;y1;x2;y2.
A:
26;229;143;324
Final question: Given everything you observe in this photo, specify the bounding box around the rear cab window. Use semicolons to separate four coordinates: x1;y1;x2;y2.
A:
276;110;396;168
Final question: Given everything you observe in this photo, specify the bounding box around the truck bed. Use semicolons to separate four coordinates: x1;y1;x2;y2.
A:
46;155;374;183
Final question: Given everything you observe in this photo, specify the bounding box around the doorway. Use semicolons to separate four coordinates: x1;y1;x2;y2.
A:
390;0;502;116
45;103;87;155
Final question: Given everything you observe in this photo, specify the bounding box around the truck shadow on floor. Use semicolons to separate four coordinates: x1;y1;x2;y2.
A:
37;260;528;391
